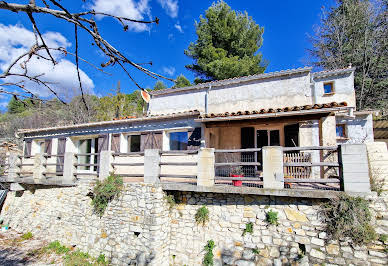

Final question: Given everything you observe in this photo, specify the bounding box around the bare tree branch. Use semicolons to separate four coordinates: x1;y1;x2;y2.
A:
0;0;172;109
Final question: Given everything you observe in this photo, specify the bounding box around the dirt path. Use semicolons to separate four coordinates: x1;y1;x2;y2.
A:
0;230;59;266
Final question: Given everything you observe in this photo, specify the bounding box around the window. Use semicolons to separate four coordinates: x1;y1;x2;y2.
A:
336;124;347;138
169;132;188;150
78;138;98;171
127;135;141;152
37;141;45;154
323;82;334;94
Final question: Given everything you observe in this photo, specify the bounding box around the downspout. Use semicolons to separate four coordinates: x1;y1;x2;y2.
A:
205;85;212;114
310;72;317;105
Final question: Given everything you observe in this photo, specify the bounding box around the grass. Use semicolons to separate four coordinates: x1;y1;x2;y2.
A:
21;232;33;241
203;240;215;266
164;194;176;210
27;240;109;265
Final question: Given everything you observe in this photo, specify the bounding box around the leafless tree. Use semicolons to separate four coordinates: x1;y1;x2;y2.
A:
0;0;173;109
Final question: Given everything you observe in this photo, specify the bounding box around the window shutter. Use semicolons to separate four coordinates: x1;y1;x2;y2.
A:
56;138;66;172
98;134;108;152
152;132;163;150
188;128;201;150
44;139;52;157
24;140;32;157
111;134;120;153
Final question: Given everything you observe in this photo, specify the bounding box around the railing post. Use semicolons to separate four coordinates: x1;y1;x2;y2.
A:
197;148;215;187
99;150;113;181
33;153;46;183
338;144;370;193
144;149;161;184
63;152;76;185
7;152;20;182
262;146;284;189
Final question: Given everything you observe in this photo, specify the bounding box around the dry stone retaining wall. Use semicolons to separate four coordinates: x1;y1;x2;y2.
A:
1;182;387;266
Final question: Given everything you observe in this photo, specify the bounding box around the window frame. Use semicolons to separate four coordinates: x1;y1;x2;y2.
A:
77;137;98;172
168;130;189;151
126;134;141;153
336;124;348;139
323;81;335;95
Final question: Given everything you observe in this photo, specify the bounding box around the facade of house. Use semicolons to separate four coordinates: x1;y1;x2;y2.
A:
17;66;374;176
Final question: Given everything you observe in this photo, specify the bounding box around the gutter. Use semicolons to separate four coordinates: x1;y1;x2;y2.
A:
205;85;212;114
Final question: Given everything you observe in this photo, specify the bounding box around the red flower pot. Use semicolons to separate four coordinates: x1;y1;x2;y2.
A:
231;174;243;186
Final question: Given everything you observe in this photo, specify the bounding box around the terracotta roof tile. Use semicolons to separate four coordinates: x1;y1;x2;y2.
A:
198;102;348;119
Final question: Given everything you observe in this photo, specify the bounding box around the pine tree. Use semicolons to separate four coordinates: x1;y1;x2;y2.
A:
185;1;266;82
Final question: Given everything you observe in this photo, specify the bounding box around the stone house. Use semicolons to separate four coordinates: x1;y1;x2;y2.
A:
17;66;373;174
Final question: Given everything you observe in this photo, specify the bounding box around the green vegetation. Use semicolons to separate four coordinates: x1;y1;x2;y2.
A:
266;210;279;225
379;234;387;243
173;74;192;89
91;174;124;217
203;240;215;266
242;222;253;236
21;232;33;240
164;194;176;210
252;248;259;254
309;0;387;113
185;0;266;82
320;194;377;245
195;206;210;225
46;240;71;254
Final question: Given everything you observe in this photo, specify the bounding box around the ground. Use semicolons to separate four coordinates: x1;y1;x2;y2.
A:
0;230;62;265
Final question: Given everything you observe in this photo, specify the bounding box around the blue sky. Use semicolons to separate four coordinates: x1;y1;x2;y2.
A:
0;0;336;109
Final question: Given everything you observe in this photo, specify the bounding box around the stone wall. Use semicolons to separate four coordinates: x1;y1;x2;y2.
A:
0;182;171;265
1;183;387;266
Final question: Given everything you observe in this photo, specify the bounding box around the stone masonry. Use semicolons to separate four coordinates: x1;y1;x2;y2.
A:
1;182;388;266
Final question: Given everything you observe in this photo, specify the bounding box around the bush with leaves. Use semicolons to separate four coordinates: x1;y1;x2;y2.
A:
242;222;253;236
320;194;376;245
266;210;279;225
203;240;215;266
195;206;210;225
91;174;123;217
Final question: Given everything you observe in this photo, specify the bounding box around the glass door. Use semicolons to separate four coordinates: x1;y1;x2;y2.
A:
256;129;281;170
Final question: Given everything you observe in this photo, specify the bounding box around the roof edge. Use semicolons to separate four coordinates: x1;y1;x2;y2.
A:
150;67;313;96
18;111;200;135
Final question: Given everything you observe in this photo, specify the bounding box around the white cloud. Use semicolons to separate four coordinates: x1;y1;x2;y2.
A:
157;0;179;18
0;24;94;100
174;23;183;33
162;66;175;76
92;0;151;32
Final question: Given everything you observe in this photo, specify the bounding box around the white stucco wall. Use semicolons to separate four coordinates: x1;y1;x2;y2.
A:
313;72;356;108
336;114;374;144
149;69;356;116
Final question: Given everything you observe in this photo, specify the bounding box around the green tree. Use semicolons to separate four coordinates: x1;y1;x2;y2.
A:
153;80;167;91
7;97;33;114
309;0;387;113
185;0;266;82
173;74;192;88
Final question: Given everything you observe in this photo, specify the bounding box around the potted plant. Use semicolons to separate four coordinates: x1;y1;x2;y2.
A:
230;166;244;186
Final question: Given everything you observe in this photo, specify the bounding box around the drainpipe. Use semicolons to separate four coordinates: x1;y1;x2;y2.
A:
310;72;317;105
205;85;212;114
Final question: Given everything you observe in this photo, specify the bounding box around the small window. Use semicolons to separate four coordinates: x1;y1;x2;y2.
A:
336;124;347;138
128;135;141;152
323;82;334;94
169;132;188;150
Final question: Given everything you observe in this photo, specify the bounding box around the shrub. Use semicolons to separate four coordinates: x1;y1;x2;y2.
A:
91;174;123;217
164;194;176;210
195;206;209;225
242;222;253;236
21;232;33;240
96;254;109;265
203;240;215;266
266;210;279;225
320;194;377;245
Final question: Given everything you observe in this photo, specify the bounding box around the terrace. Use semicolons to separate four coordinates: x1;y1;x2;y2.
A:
0;142;371;198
